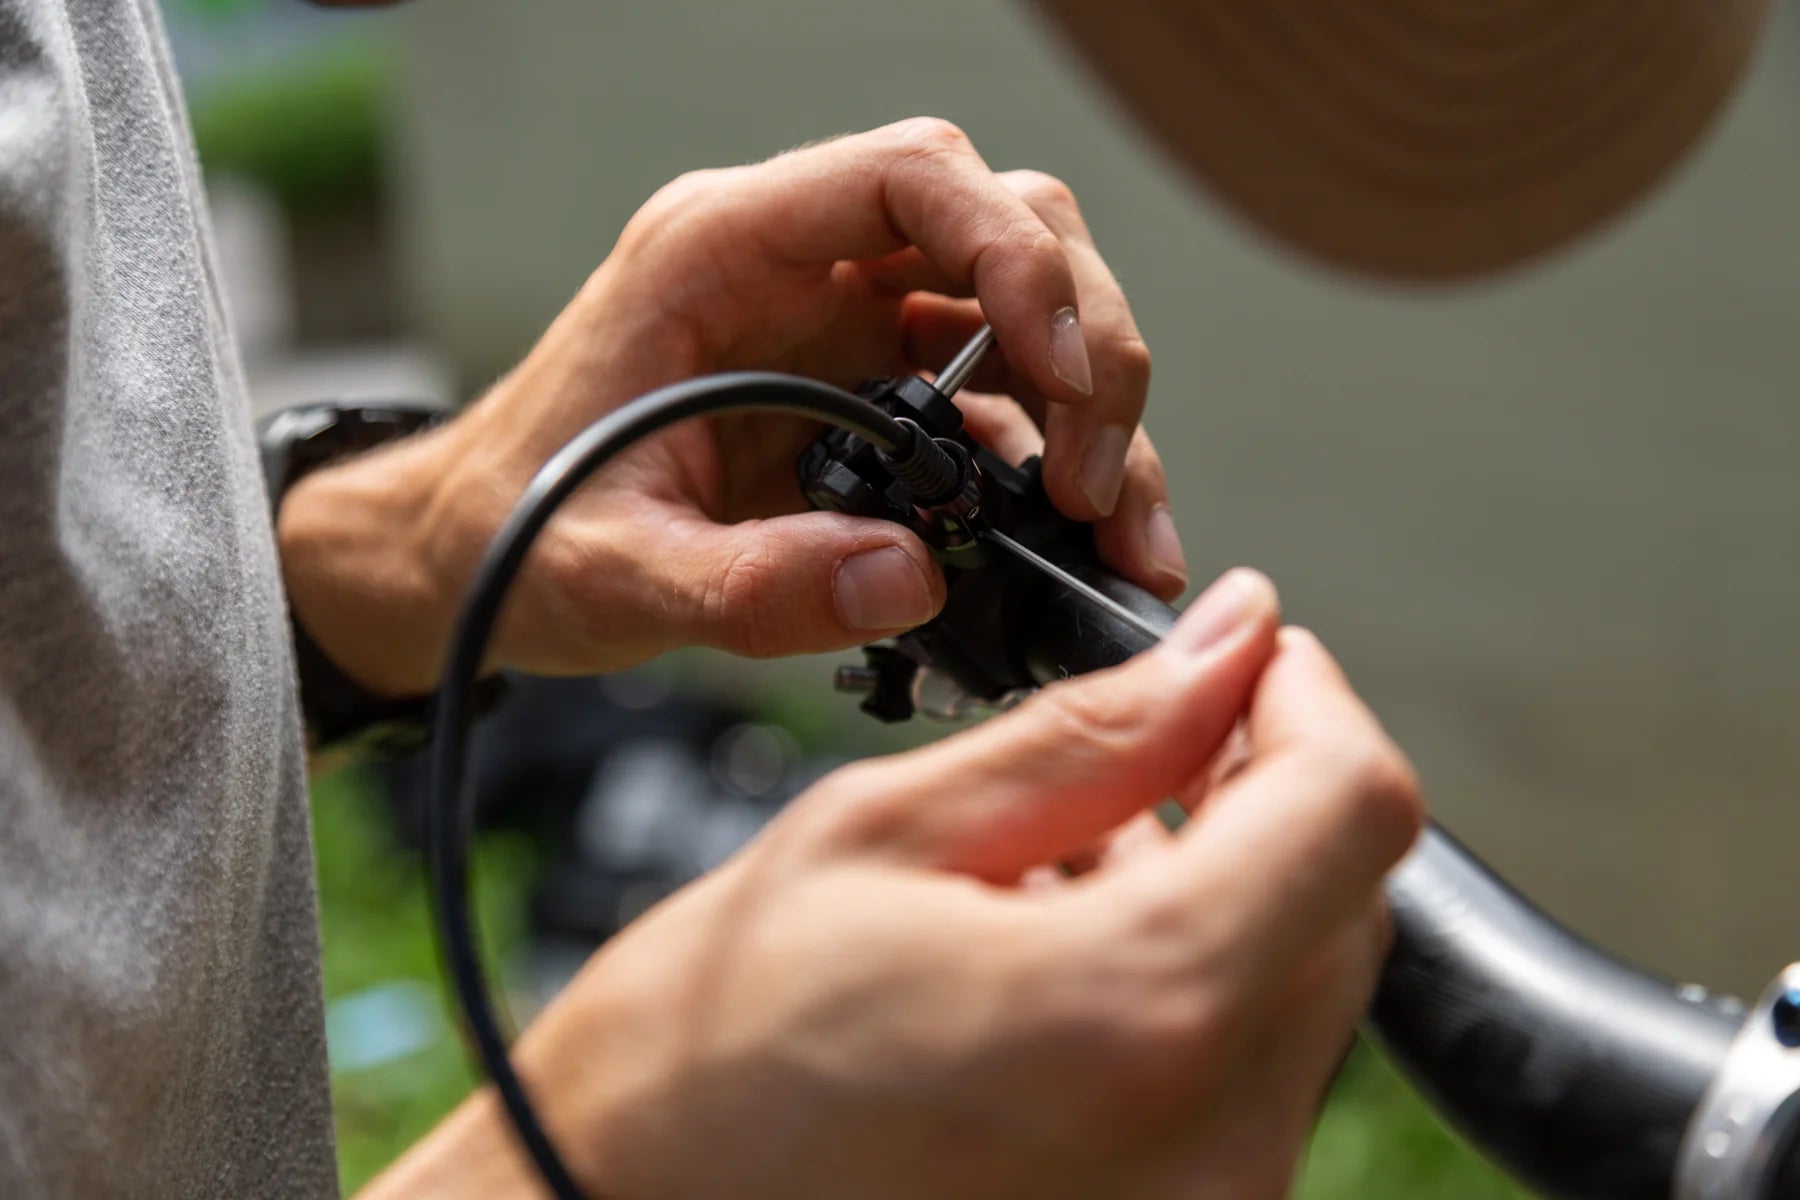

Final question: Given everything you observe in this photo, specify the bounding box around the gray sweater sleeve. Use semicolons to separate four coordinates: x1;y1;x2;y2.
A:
0;1;338;1194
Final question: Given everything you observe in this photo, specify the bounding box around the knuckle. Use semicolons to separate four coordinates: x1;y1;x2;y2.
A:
975;220;1068;289
798;755;920;852
1007;169;1079;215
887;115;972;157
1024;675;1144;761
790;758;873;829
701;534;783;659
1316;737;1425;853
747;763;860;861
641;169;715;221
1010;221;1067;269
1104;332;1153;396
623;168;735;249
820;756;907;814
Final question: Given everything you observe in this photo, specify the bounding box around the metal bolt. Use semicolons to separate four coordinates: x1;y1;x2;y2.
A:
834;665;881;694
932;323;995;399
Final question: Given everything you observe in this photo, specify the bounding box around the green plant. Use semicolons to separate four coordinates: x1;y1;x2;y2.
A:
188;43;388;213
169;0;270;19
1299;1043;1530;1199
312;767;537;1192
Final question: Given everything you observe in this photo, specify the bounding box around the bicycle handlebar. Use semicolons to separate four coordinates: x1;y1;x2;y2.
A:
1013;565;1750;1200
1373;828;1742;1199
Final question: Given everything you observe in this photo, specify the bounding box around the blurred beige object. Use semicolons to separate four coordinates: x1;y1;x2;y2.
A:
1037;1;1774;280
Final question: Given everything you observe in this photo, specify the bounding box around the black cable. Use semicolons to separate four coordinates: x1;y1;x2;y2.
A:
426;373;909;1200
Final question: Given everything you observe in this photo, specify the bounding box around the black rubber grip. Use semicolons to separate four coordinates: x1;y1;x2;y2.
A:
1373;828;1740;1199
1010;567;1744;1200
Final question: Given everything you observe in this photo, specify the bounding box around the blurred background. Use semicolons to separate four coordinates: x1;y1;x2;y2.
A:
166;0;1800;1195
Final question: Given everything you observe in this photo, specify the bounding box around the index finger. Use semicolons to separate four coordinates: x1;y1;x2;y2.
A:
1139;628;1423;993
734;119;1090;406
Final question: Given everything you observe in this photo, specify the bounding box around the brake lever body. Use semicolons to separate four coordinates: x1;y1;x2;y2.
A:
800;371;1164;720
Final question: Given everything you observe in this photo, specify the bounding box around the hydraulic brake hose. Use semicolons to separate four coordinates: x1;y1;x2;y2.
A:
428;374;918;1200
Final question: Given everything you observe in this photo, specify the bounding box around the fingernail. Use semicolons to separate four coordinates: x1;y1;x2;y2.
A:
1166;568;1274;656
1049;306;1093;396
1079;423;1130;516
1145;503;1187;587
834;547;936;632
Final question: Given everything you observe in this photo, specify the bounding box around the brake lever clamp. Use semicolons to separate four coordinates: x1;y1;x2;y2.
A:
798;368;1108;724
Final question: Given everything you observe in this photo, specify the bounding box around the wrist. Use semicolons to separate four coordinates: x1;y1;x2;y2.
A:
277;427;469;698
278;264;711;700
356;950;662;1200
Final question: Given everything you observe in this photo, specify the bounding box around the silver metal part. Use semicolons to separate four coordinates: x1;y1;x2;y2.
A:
910;667;983;722
1674;963;1800;1200
933;324;995;400
908;670;1033;723
833;664;882;695
989;688;1033;714
981;528;1169;647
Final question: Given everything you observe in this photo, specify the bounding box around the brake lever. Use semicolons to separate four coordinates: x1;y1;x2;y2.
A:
980;527;1168;646
798;324;1142;720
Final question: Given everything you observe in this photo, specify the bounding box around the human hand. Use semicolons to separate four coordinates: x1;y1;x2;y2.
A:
366;571;1423;1199
279;119;1184;696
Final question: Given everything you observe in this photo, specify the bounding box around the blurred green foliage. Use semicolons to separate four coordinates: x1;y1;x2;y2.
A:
314;765;1529;1197
168;0;269;19
188;43;387;213
1299;1046;1530;1199
313;768;538;1193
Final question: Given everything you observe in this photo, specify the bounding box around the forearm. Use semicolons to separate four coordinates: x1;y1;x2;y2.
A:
354;1088;551;1200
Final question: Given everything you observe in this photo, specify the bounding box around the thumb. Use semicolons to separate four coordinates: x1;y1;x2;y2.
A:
832;568;1280;883
667;510;945;659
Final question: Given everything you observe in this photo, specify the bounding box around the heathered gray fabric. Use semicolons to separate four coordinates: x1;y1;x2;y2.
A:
0;1;339;1195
